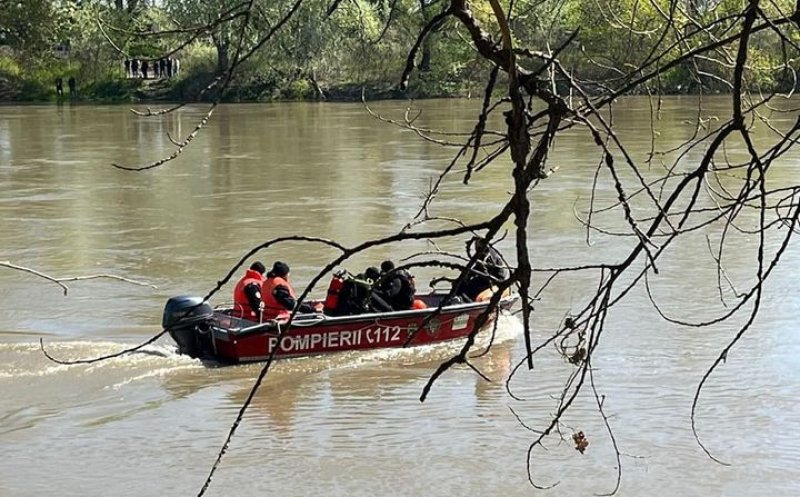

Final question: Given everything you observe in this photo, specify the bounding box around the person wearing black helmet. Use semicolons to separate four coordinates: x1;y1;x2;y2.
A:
362;266;392;312
460;237;509;301
232;261;266;320
261;261;316;321
377;260;416;310
325;266;393;315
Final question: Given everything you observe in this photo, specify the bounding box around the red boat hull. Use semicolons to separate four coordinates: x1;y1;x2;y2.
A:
204;293;517;363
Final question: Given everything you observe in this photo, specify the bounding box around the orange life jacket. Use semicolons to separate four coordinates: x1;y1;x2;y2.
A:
232;269;265;319
261;276;296;321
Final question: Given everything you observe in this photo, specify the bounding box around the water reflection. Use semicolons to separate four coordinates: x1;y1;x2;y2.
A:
472;340;513;400
157;335;520;439
2;99;800;497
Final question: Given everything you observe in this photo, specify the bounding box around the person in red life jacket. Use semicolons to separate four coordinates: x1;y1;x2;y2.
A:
261;261;316;321
232;261;266;320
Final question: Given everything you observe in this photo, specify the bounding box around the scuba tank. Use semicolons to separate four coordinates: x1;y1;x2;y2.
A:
323;270;347;314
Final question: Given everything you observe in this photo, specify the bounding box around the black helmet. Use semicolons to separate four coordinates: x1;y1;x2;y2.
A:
271;261;290;277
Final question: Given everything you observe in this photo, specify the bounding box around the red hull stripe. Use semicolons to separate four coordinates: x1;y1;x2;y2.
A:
209;295;517;363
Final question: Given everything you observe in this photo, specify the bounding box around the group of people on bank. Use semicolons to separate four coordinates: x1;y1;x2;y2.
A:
123;58;181;79
54;77;77;98
231;237;509;323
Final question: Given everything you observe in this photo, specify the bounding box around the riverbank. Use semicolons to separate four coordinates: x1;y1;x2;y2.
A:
0;66;746;104
0;67;475;104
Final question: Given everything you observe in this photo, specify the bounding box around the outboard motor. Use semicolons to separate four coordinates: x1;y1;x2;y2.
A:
162;296;215;358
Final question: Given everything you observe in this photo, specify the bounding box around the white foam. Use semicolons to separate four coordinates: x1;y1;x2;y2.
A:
309;311;523;370
83;344;192;373
105;363;203;390
0;363;77;379
0;342;44;353
0;341;197;379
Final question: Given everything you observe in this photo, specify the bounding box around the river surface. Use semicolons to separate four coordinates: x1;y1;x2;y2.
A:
1;98;799;496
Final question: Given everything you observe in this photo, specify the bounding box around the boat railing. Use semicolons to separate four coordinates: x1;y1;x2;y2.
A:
214;311;329;338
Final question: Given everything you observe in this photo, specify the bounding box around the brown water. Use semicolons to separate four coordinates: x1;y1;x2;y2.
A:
1;99;799;496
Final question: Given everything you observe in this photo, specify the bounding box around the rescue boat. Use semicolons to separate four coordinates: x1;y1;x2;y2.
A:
162;291;518;364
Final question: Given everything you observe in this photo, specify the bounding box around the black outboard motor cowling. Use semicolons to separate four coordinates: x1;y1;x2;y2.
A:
163;296;215;358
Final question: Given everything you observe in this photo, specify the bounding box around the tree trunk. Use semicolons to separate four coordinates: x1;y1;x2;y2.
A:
114;0;123;10
217;44;229;73
307;69;326;100
420;38;432;72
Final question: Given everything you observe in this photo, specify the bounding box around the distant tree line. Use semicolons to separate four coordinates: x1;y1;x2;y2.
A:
0;0;796;101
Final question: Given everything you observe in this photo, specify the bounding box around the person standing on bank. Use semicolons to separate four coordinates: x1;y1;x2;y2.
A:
261;261;316;321
232;261;266;320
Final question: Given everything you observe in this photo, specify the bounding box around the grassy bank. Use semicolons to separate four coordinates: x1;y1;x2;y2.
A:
0;62;473;104
0;67;750;104
2;51;793;104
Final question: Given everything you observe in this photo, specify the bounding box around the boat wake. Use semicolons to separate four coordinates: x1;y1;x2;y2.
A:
247;311;524;375
0;340;200;380
341;311;522;366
